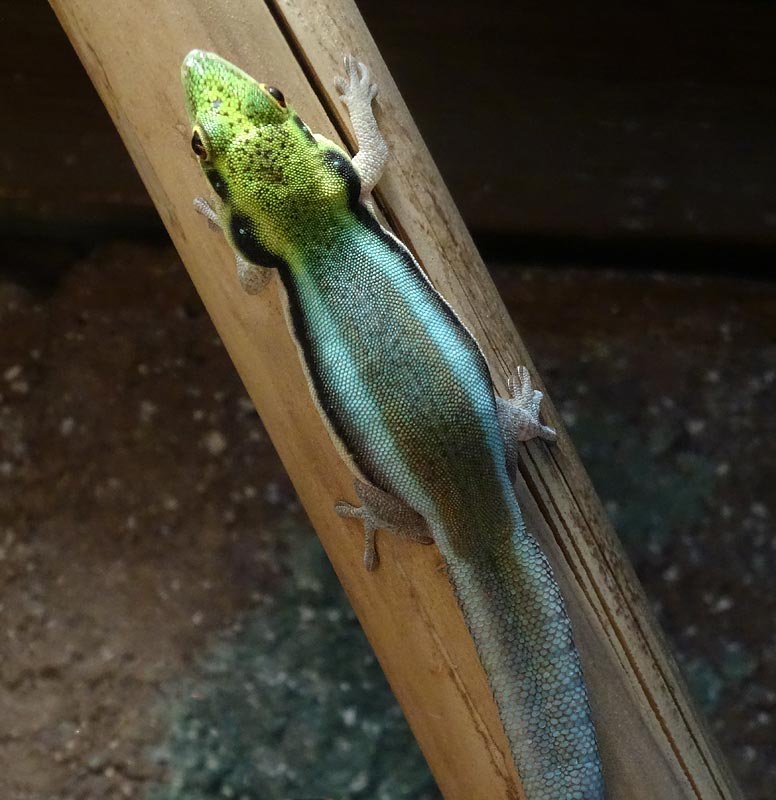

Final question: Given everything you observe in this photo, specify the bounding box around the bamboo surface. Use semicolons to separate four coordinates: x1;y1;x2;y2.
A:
48;1;742;798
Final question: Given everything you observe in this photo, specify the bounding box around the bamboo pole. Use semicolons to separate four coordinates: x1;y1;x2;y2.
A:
48;1;742;798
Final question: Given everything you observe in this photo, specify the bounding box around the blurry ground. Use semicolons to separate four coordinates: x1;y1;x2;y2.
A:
0;239;773;799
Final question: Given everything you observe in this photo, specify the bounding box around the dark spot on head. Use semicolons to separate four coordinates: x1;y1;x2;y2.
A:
323;149;361;210
205;168;228;201
230;213;288;271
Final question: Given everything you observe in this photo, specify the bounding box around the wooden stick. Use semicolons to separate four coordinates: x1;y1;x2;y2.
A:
49;1;742;797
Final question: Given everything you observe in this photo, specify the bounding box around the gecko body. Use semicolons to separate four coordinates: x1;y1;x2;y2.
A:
181;50;605;799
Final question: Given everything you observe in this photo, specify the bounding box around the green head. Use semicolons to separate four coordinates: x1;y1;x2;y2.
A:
181;50;358;268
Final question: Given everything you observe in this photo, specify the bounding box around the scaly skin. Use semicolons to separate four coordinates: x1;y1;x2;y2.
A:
181;50;606;799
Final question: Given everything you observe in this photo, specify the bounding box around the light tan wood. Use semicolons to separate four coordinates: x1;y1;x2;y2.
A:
49;1;742;798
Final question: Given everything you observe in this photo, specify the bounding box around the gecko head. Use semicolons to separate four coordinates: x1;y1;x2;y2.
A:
181;49;290;150
181;50;295;205
181;50;355;265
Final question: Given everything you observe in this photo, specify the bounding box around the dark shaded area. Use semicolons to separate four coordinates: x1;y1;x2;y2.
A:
5;0;776;249
359;0;776;242
476;232;776;278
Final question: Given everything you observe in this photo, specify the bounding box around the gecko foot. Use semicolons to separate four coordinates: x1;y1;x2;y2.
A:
236;252;273;294
334;54;378;107
335;480;432;571
503;366;557;443
333;55;388;201
497;366;556;482
194;196;221;232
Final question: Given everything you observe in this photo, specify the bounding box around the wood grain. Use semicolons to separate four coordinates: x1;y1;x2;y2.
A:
48;0;742;797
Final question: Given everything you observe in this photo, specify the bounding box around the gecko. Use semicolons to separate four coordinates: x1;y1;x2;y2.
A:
181;50;606;799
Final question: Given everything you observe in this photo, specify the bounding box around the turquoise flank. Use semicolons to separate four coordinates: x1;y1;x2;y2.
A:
283;216;507;532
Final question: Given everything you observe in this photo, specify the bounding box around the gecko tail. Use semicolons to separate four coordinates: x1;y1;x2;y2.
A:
439;519;606;800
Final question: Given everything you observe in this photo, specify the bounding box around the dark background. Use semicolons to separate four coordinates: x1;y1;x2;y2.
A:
7;1;776;248
1;2;774;798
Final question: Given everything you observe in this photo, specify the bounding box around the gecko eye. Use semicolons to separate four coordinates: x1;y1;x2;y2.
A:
191;130;208;159
266;86;286;107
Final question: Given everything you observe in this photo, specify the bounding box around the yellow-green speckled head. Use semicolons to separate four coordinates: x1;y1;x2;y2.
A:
181;50;357;267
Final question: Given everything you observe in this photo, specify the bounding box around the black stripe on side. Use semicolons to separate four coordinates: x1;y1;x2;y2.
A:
321;144;388;238
272;259;381;486
227;215;353;456
323;149;361;211
205;168;229;202
229;209;370;477
229;213;287;271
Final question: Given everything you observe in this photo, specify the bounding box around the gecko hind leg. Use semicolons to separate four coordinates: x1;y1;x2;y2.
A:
194;197;273;294
497;366;557;482
335;480;433;571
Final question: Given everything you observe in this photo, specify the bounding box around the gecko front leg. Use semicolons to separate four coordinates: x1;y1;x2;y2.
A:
334;55;389;203
193;197;273;295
